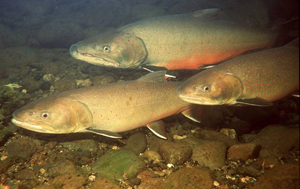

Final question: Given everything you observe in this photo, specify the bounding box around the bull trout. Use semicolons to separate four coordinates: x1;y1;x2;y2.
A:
178;38;299;106
69;8;278;70
11;71;202;139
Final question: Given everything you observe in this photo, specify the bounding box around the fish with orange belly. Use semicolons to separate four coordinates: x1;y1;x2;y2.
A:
69;8;278;70
11;71;202;139
178;38;299;106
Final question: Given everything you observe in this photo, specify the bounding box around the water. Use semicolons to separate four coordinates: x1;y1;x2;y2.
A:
0;0;299;188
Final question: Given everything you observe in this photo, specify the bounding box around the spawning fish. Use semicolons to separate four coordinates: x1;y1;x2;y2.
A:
11;71;202;139
69;8;278;70
178;38;299;106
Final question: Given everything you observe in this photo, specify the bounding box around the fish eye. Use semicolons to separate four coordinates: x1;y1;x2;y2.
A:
41;112;50;119
202;85;210;93
103;45;110;52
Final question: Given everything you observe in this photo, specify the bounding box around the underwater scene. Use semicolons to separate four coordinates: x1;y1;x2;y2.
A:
0;0;299;188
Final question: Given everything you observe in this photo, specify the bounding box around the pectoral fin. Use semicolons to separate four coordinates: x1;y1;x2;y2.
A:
147;120;167;140
236;98;273;107
181;106;203;123
86;127;122;138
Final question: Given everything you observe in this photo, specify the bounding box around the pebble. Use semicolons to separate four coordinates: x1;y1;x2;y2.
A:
158;141;192;165
143;150;162;163
6;138;39;160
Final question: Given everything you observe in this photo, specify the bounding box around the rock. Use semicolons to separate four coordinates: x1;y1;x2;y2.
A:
148;135;170;152
124;132;147;155
250;157;281;171
49;174;86;189
14;168;36;180
237;166;261;177
161;167;214;189
92;74;117;85
250;163;299;189
158;141;192;165
41;82;51;91
227;143;261;161
143;150;162;163
180;134;204;149
225;118;252;136
60;139;99;152
42;63;59;75
0;46;40;67
191;140;227;170
219;128;238;140
21;77;41;93
92;149;145;181
27;37;41;49
90;176;120;189
54;78;77;91
38;159;77;178
42;74;55;83
196;130;240;148
6;138;39;160
76;79;93;87
250;125;299;157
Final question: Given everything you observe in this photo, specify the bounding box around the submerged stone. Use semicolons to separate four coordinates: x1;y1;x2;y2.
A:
92;149;145;181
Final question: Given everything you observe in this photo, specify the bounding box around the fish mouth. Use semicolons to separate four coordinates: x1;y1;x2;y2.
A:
69;44;120;67
178;94;218;105
11;118;56;134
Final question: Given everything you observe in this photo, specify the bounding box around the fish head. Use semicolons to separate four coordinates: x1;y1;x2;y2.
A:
178;71;243;105
11;95;93;134
69;31;147;68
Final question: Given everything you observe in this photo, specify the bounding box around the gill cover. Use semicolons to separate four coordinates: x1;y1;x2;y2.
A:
178;71;243;105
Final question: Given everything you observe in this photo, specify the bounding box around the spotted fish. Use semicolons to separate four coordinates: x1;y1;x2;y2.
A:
11;71;202;139
70;9;278;70
178;38;299;106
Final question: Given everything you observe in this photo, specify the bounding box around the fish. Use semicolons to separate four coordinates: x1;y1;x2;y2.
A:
11;71;202;139
69;8;278;70
177;38;299;106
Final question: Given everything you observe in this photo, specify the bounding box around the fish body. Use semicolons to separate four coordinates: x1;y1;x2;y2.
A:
70;9;278;70
11;72;201;139
178;38;299;106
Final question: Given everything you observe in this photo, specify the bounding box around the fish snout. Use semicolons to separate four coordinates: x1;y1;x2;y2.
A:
69;44;78;56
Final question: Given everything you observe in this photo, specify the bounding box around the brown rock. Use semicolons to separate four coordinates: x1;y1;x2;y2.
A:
6;138;39;160
192;140;227;170
251;125;299;157
49;174;86;189
91;176;120;189
161;167;214;189
124;132;147;155
42;63;59;75
54;78;77;91
159;141;192;165
196;130;240;148
250;163;299;189
14;168;36;180
227;143;261;160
